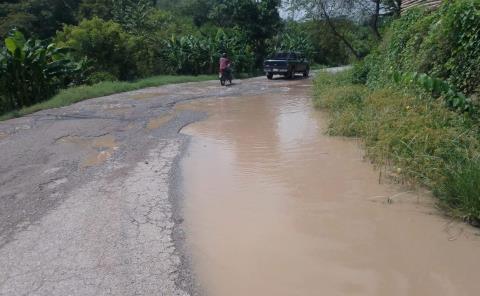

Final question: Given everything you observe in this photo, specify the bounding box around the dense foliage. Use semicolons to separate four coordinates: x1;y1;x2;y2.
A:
56;18;139;81
0;0;80;39
163;30;255;75
0;30;84;114
358;0;480;98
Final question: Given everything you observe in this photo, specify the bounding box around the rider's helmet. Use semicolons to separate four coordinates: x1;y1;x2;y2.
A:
222;53;227;58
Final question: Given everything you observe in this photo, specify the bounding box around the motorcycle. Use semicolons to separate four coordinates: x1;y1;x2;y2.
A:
219;66;233;86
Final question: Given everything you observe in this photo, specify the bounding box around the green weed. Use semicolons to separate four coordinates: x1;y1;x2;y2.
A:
435;159;480;223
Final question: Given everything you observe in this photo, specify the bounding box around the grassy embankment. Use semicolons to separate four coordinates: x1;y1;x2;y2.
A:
313;69;480;224
0;74;216;121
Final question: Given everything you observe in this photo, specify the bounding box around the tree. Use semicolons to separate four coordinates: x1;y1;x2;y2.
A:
289;0;384;59
268;21;315;60
0;0;80;39
201;0;282;64
78;0;115;20
371;0;381;39
56;17;137;80
276;19;361;65
112;0;156;34
0;11;36;39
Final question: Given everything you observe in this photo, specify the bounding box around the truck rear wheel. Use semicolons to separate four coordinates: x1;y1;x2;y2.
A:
286;70;293;79
267;73;273;80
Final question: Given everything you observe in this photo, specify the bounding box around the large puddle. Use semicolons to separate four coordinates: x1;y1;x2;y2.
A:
180;78;480;296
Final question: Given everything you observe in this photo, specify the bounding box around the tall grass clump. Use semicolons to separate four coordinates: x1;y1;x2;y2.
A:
435;160;480;222
314;70;480;223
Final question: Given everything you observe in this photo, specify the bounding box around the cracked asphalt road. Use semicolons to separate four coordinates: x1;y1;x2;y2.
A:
0;76;303;295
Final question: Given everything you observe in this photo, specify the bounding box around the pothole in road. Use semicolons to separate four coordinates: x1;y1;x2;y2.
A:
130;92;168;100
174;96;238;114
14;124;31;131
147;114;174;130
46;177;68;190
56;135;118;167
0;131;8;141
43;167;62;175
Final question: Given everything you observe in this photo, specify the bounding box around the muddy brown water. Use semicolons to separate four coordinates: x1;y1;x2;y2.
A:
179;78;480;296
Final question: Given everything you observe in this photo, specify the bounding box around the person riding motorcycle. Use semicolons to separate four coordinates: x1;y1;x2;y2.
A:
219;53;232;85
219;53;231;75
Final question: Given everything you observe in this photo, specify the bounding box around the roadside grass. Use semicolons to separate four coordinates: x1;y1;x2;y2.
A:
314;70;480;223
0;74;216;121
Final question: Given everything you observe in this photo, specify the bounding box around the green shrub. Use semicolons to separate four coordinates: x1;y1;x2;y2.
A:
56;17;138;80
392;71;476;114
0;30;84;113
350;61;369;84
426;0;480;95
361;0;480;97
436;159;480;222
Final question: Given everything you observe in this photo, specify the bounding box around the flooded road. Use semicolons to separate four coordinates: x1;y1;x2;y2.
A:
1;71;479;295
180;76;480;295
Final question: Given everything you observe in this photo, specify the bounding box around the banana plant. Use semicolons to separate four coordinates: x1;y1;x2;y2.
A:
160;29;255;75
0;30;85;112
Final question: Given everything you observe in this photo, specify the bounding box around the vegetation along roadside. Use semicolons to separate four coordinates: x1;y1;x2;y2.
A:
313;0;480;224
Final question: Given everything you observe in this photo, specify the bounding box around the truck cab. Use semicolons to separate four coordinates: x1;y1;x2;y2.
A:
263;52;310;80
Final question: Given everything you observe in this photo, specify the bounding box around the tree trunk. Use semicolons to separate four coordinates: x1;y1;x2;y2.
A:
320;2;362;59
395;0;402;16
372;0;382;39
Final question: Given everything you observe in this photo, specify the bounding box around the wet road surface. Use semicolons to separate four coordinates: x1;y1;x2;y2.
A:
0;78;273;295
179;75;480;296
1;71;480;295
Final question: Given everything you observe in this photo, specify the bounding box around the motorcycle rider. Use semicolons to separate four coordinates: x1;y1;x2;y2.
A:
219;53;231;77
